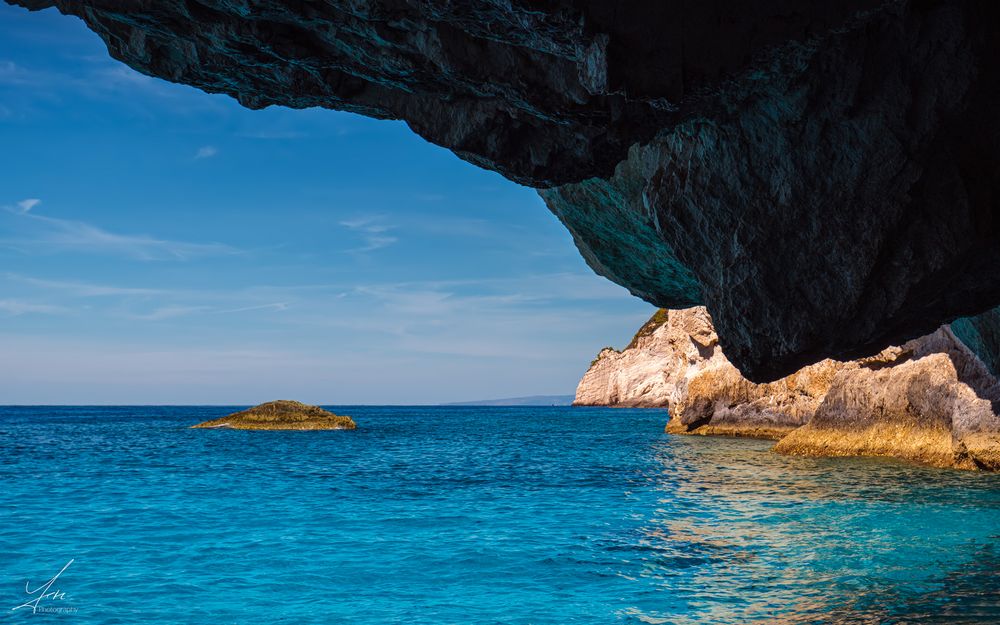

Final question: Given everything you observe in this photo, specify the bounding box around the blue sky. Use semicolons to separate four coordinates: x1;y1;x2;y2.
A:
0;5;653;404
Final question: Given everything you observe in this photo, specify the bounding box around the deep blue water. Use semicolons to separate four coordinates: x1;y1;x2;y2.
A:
2;406;999;624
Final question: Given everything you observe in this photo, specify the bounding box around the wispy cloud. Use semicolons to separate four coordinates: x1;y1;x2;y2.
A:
2;271;295;324
1;201;239;261
91;64;156;90
129;301;289;321
5;274;165;297
0;59;32;86
194;145;218;160
0;56;223;115
237;129;306;140
15;198;39;214
340;215;398;253
0;299;66;316
129;305;211;321
216;302;289;314
339;216;391;232
0;268;652;402
351;272;632;309
1;58;148;96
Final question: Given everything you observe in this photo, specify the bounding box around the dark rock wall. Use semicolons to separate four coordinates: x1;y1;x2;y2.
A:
545;0;1000;380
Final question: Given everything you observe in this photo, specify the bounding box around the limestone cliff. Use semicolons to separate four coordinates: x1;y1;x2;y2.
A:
577;308;1000;469
576;307;841;438
573;309;721;409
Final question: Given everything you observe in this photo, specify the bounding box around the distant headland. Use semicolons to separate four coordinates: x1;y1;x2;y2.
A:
444;395;574;407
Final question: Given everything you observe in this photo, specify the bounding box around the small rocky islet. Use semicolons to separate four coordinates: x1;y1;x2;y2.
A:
576;307;1000;471
192;400;357;431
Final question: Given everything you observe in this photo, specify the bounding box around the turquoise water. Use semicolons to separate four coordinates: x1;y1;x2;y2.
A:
2;406;999;624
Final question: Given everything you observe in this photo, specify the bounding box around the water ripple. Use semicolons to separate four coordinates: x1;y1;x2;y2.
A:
1;406;999;624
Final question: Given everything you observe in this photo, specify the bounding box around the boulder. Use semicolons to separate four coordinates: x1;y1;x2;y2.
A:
774;329;1000;469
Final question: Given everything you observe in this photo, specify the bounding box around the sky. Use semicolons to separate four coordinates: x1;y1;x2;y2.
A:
0;4;654;405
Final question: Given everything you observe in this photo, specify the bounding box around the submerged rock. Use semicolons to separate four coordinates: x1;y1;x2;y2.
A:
577;307;1000;469
192;400;357;431
11;0;1000;381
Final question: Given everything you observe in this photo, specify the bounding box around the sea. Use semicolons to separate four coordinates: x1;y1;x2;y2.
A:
2;406;999;624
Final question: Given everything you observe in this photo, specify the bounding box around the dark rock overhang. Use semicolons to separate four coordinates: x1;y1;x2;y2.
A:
10;0;1000;381
9;0;883;187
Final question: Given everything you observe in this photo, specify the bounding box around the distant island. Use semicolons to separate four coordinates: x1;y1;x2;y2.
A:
444;395;575;407
192;400;357;430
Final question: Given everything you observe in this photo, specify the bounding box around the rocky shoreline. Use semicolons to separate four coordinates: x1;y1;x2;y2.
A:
576;308;1000;470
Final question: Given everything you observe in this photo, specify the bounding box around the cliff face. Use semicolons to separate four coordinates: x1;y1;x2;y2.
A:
577;308;1000;469
10;0;1000;383
575;308;843;438
574;308;722;409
